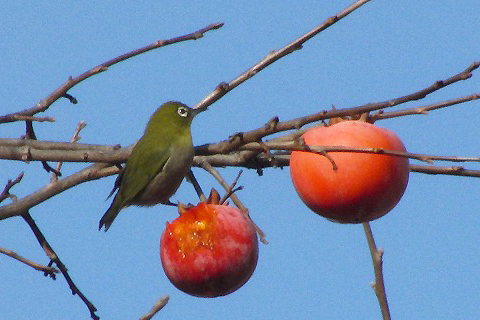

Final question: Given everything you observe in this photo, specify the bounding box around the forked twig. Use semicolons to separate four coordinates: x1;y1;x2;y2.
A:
0;246;59;277
201;161;267;244
0;172;24;203
22;212;99;320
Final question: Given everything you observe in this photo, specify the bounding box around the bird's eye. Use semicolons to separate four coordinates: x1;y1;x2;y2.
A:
177;106;189;117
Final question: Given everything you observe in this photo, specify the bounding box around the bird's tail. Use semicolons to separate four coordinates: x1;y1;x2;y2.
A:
99;195;123;231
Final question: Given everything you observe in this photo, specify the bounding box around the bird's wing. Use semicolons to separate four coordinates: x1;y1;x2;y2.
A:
106;166;124;200
116;138;171;206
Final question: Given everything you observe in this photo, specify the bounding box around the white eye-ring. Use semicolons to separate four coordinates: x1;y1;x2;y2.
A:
177;106;189;117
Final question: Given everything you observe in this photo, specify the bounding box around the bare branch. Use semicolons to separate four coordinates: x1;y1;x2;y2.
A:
139;296;170;320
240;141;480;164
195;61;480;155
0;138;129;163
219;170;244;205
193;0;372;112
22;212;99;320
201;161;267;244
363;222;391;320
410;165;480;177
186;170;207;202
0;172;24;203
0;22;224;124
0;164;118;220
1;115;56;123
0;246;59;278
51;121;87;182
371;93;480;121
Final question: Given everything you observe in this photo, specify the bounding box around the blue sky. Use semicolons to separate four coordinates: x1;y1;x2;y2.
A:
1;1;480;319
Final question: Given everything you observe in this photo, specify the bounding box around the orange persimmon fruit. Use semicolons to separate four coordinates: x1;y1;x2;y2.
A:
290;120;409;223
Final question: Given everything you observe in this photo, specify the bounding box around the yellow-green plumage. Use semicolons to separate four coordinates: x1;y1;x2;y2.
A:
99;101;198;231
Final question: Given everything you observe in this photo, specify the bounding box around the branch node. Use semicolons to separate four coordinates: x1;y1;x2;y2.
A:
217;82;229;93
21;146;31;162
192;31;204;40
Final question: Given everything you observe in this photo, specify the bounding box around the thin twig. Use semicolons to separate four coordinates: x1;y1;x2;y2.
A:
186;170;207;202
219;170;243;204
0;172;24;203
194;61;480;156
371;93;480;121
193;0;372;112
22;212;99;320
0;246;59;278
201;161;267;244
24;120;62;176
239;141;480;164
51;121;87;182
7;115;55;122
0;163;119;220
139;296;170;320
0;23;224;124
410;165;480;177
362;222;391;320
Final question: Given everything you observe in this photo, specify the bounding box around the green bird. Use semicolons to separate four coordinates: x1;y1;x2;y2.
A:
99;101;200;231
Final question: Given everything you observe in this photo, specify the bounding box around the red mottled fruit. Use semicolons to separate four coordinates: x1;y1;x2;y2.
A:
290;120;409;223
160;202;258;297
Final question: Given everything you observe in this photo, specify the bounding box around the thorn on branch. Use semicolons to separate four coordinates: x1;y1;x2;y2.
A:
43;161;62;177
264;116;279;131
62;93;78;104
229;132;244;143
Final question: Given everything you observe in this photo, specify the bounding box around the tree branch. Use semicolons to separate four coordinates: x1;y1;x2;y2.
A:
22;212;99;320
410;165;480;177
0;172;24;203
0;22;224;124
201;161;267;244
139;296;170;320
0;164;118;220
195;61;480;155
363;222;391;320
371;93;480;121
193;0;372;112
0;246;59;277
51;121;87;182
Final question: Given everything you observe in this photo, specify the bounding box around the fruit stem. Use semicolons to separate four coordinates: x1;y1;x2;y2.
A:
362;222;391;320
